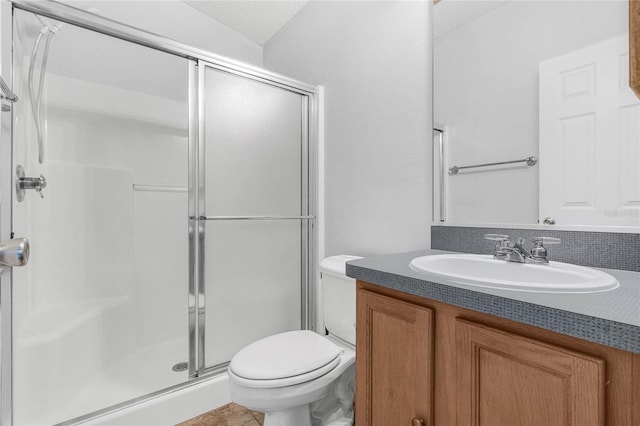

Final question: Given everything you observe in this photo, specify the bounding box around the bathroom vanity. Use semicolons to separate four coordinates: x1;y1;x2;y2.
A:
347;251;640;426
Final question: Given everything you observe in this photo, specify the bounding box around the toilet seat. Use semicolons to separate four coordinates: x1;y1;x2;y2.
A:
229;330;342;389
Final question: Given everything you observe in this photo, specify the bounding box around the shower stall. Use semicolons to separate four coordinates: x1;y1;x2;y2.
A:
0;1;317;424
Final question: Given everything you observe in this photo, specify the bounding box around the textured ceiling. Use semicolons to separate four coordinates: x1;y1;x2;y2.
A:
435;0;510;39
184;0;309;46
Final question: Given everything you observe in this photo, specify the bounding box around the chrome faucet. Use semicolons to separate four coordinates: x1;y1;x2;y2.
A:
484;234;560;264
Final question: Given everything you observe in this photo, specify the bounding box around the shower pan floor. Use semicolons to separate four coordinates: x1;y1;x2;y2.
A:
52;338;188;424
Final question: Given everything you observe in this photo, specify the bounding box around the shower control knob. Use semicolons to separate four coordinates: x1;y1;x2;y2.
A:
16;165;47;202
35;175;47;198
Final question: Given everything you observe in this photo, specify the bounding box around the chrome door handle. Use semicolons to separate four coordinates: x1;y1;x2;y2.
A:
0;238;30;267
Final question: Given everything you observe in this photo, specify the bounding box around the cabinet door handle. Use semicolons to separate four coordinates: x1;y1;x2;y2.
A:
412;419;425;426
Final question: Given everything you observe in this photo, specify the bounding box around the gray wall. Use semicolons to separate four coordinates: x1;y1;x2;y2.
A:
264;1;433;256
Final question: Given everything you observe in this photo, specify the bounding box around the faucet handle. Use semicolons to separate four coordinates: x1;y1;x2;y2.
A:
484;234;509;241
531;237;561;245
530;237;560;263
485;234;513;254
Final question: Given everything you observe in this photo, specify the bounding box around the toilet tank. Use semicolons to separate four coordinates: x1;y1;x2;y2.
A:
319;255;362;346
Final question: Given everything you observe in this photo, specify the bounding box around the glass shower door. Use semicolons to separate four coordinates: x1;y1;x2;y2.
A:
200;64;311;371
10;10;190;424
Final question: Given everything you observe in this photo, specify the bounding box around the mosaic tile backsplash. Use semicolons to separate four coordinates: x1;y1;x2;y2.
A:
431;226;640;272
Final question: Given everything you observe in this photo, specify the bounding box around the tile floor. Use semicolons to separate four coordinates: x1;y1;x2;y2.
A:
178;403;264;426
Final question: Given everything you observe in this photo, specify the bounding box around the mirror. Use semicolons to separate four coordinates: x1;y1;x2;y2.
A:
433;0;640;228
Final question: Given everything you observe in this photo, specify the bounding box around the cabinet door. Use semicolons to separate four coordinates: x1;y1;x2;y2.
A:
356;289;434;426
456;319;605;426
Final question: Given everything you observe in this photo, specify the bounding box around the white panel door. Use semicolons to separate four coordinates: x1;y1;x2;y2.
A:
539;34;640;226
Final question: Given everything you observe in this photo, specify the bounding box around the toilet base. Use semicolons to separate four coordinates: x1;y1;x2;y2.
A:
264;404;311;426
309;363;355;426
262;363;355;426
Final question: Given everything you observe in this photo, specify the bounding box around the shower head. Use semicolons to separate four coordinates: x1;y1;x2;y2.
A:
34;6;102;35
30;13;67;165
36;15;65;34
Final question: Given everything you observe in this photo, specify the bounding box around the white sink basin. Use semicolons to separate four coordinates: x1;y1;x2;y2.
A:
409;254;619;293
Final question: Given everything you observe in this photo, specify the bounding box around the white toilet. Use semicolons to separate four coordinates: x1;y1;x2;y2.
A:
228;255;362;426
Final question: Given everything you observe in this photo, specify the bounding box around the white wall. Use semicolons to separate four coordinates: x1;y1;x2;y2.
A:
264;1;433;256
62;0;263;66
435;1;627;224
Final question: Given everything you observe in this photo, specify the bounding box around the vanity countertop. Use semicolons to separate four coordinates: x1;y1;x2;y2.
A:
346;249;640;354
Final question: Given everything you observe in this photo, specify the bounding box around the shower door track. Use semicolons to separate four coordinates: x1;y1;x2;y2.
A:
0;1;318;425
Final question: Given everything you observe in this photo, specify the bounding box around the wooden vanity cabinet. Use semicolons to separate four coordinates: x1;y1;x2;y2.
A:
356;289;435;426
355;281;640;426
456;319;605;426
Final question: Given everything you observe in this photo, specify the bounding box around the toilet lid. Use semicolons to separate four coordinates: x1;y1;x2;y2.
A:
230;330;342;382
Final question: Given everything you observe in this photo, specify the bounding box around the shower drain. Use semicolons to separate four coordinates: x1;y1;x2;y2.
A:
172;362;189;372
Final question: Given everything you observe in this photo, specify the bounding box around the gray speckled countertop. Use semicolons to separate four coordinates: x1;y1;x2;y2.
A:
346;250;640;354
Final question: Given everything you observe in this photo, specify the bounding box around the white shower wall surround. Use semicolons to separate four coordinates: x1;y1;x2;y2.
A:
2;2;315;425
11;12;191;423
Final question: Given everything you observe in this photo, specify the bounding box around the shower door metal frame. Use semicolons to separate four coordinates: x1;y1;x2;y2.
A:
194;60;317;376
0;2;15;425
0;0;318;424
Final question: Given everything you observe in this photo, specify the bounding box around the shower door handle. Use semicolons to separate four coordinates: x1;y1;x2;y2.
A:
0;238;30;267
